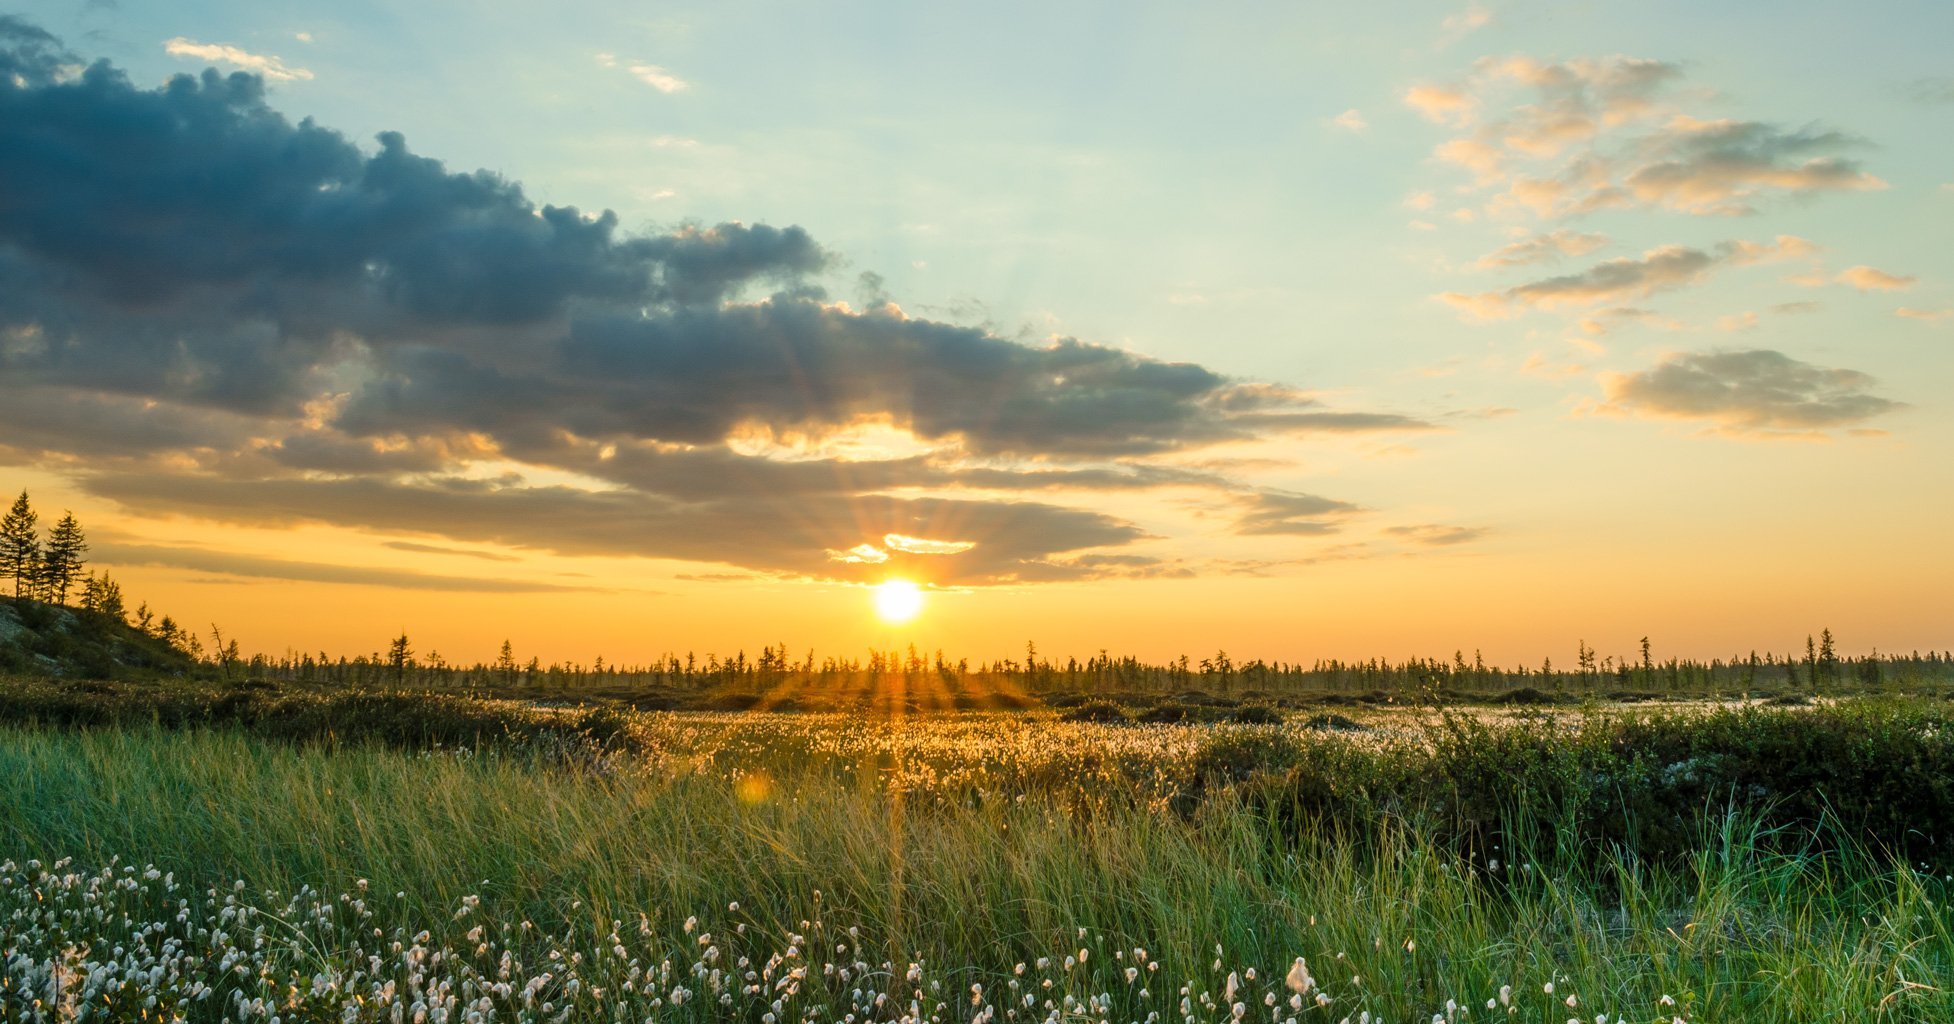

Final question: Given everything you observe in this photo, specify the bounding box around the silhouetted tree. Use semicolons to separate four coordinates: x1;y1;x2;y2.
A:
0;491;38;598
39;512;87;605
387;632;414;682
80;572;125;623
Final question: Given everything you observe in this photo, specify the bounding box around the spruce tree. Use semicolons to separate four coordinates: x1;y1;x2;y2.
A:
39;512;87;605
0;491;39;599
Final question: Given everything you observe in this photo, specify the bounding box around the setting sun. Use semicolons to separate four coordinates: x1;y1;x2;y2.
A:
872;579;925;624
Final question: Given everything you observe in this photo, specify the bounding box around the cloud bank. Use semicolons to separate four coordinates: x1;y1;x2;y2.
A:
0;21;1430;586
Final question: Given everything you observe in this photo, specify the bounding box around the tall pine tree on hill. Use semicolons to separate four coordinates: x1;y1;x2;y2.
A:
0;491;38;599
39;512;88;605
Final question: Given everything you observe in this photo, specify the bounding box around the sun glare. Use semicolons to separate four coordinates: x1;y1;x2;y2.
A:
872;579;925;624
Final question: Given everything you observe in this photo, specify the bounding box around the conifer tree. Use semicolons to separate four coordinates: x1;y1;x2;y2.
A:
39;512;87;605
0;491;38;598
387;632;414;682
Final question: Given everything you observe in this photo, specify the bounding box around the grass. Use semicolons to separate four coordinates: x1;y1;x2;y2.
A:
0;690;1951;1021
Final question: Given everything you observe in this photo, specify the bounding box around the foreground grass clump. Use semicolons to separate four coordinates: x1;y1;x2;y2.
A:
1;716;1952;1021
1248;698;1954;871
3;676;1953;868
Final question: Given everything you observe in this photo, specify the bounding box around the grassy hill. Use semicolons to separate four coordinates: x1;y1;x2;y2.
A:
0;596;198;679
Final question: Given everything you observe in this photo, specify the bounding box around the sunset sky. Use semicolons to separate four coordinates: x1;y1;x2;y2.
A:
2;2;1950;667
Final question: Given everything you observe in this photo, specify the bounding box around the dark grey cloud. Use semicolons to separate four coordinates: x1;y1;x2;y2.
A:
95;542;599;593
1598;349;1901;434
0;21;1426;583
0;16;67;84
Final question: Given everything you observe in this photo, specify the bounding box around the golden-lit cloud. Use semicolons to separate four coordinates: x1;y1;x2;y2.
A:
163;37;313;81
1836;265;1916;292
1474;229;1608;268
1329;108;1369;132
1404;83;1476;125
1411;56;1884;218
595;53;690;93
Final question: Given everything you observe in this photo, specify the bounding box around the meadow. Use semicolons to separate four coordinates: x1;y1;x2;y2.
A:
2;674;1952;1022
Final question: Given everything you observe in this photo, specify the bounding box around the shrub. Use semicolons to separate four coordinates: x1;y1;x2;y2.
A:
1058;700;1128;723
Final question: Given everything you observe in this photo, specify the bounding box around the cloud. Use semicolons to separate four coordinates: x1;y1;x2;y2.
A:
1441;237;1815;320
382;540;522;562
1233;492;1359;536
0;21;1435;586
1329;108;1368;132
1404;83;1475;125
1900;77;1954;104
1443;244;1716;318
1384;524;1487;546
1438;5;1493;47
96;542;592;592
1836;265;1915;291
164;37;312;82
596;53;689;93
883;533;977;555
1896;307;1952;323
1415;56;1883;217
1594;349;1901;435
1574;306;1681;337
85;473;1152;585
1715;311;1758;332
1475;229;1608;267
1771;301;1821;315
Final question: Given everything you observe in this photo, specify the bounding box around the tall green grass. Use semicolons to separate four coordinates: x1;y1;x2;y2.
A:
1;723;1949;1020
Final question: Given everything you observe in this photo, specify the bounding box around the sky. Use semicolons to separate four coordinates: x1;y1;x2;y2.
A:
1;1;1950;667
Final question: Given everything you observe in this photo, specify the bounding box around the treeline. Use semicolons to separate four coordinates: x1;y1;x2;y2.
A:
5;488;1951;698
236;631;1954;698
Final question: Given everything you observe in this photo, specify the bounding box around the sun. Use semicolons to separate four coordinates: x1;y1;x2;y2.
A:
872;579;925;624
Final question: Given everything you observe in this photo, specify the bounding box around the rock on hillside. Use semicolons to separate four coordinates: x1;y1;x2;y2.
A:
0;597;198;679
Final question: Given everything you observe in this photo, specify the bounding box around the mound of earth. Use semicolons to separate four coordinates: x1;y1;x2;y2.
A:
0;597;198;679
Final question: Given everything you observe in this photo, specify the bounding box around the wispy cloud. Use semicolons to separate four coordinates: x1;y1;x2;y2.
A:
596;52;689;93
1836;265;1915;291
1329;108;1368;132
1385;524;1487;546
1437;5;1493;48
96;542;592;592
1413;56;1884;218
163;37;312;81
1441;237;1816;320
1474;228;1607;268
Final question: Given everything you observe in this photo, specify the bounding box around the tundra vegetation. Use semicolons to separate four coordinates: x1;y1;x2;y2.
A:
2;496;1953;1021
